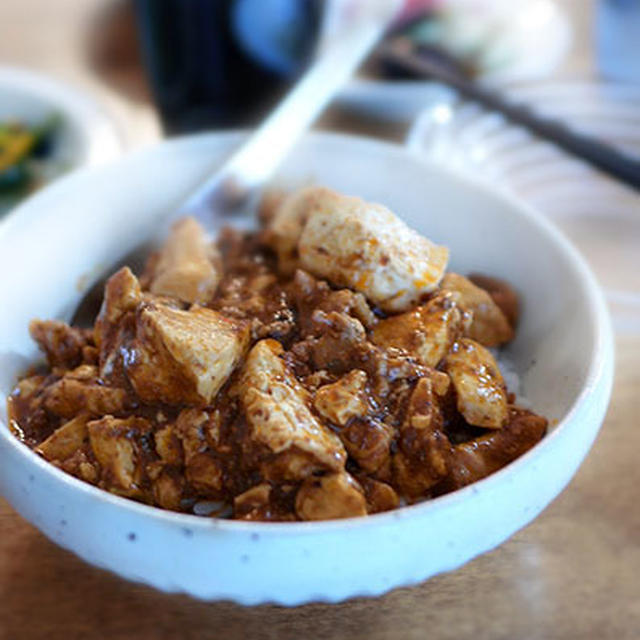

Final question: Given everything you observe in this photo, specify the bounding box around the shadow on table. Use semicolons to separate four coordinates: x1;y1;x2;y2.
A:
0;522;443;640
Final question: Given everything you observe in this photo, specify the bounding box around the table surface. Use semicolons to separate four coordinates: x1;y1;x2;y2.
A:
1;1;639;638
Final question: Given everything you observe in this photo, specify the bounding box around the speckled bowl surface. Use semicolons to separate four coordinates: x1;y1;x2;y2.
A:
0;132;613;605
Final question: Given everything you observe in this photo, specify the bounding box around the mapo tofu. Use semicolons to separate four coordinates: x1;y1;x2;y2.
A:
7;186;546;521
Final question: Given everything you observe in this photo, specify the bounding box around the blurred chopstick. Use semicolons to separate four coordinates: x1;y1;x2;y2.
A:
380;38;640;193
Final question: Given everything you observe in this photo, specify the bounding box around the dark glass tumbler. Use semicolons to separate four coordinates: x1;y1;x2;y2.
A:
134;0;322;134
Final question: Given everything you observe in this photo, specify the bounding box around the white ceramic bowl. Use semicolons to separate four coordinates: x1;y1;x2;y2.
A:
0;132;613;605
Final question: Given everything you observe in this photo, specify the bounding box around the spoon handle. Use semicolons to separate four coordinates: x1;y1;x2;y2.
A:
179;2;400;219
382;39;640;193
70;2;400;326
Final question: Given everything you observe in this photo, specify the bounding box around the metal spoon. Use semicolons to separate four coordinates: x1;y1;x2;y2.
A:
72;0;401;325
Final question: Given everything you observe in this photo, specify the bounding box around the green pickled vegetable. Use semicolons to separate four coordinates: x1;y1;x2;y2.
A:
0;114;60;201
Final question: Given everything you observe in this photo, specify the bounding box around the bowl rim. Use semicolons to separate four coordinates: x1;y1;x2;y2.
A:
0;130;614;535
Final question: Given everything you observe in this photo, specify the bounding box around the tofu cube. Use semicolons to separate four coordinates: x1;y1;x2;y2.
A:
444;338;508;429
36;413;90;462
94;266;142;351
127;304;249;406
266;187;449;312
371;293;467;367
265;186;327;276
150;217;221;305
313;369;369;426
441;273;514;347
295;472;367;521
88;416;151;494
238;339;346;479
42;366;130;418
297;189;449;312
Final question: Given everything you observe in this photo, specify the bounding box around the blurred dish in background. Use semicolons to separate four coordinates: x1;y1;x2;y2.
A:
0;67;122;218
133;0;571;131
339;0;572;121
0;115;61;214
407;81;640;333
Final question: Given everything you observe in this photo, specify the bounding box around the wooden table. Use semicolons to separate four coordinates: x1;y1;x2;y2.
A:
1;2;638;638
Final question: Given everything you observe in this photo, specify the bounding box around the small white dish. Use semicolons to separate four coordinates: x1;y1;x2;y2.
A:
0;132;613;605
338;0;572;121
0;66;123;213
